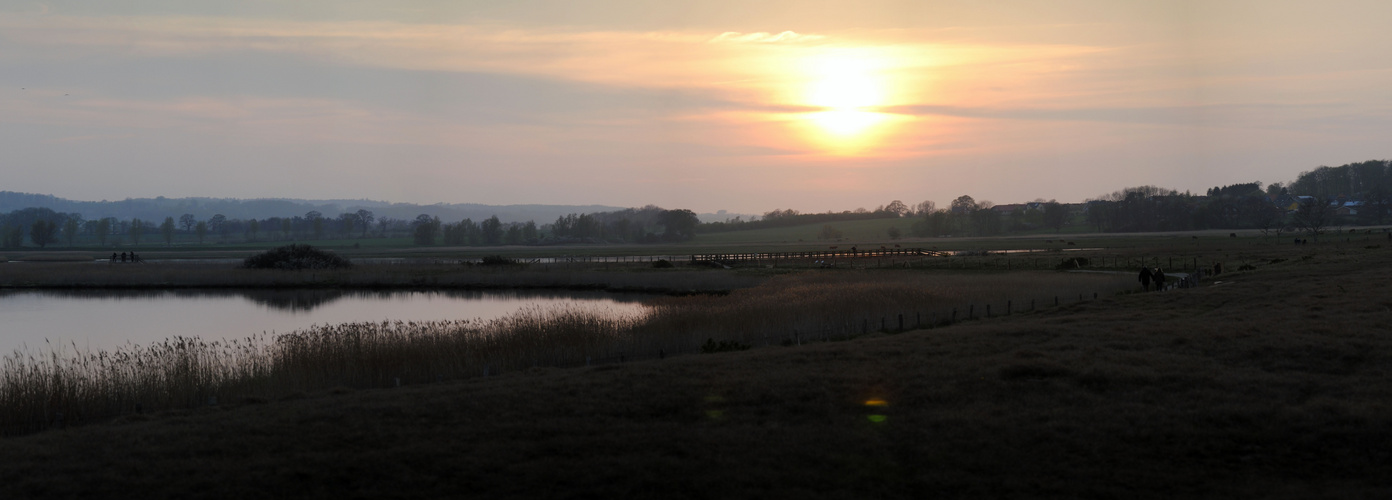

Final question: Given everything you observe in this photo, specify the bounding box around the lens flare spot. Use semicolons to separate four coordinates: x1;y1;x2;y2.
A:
867;414;887;423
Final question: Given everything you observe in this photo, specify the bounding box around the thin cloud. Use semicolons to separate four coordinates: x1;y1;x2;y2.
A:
879;103;1342;128
709;31;824;43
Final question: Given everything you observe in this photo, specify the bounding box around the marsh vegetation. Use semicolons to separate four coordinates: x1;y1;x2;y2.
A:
0;267;1131;435
1;240;1389;498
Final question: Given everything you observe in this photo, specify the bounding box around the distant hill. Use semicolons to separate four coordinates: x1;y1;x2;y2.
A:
0;191;750;225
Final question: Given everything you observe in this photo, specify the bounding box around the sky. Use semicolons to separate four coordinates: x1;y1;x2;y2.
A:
2;0;1390;214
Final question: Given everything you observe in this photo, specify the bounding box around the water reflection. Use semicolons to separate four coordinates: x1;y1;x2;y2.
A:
0;288;650;313
0;288;651;354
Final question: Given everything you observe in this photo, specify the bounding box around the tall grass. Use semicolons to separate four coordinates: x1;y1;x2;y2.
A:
639;271;1134;348
0;269;1133;435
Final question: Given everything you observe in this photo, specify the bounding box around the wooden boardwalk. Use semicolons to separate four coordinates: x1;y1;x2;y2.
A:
690;247;944;264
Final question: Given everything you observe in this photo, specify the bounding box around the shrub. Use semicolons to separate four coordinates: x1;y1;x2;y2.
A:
701;338;750;354
479;255;520;266
243;244;352;270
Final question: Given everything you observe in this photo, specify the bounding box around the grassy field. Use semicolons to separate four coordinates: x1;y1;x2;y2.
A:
0;238;1389;497
5;220;1388;264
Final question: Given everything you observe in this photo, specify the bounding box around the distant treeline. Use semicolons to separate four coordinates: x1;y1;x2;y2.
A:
698;205;908;233
3;159;1389;249
0;205;703;249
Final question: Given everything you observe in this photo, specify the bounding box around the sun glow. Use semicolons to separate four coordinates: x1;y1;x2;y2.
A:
794;50;899;152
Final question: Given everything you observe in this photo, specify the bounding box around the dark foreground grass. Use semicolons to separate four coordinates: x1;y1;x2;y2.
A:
2;246;1391;498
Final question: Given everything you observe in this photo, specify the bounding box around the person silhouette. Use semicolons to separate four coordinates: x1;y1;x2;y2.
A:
1153;268;1166;291
120;252;127;263
1138;267;1152;291
110;252;118;263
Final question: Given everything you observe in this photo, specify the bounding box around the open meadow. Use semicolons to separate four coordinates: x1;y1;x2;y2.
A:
0;232;1389;497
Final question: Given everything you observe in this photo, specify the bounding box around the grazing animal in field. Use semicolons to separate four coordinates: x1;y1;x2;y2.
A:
1192;235;1198;239
1230;233;1237;238
893;244;900;248
829;246;838;250
1067;241;1075;245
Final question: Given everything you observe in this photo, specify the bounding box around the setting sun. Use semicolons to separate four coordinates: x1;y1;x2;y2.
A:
793;49;899;151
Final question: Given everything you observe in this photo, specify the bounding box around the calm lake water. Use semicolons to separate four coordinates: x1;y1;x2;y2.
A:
0;289;651;355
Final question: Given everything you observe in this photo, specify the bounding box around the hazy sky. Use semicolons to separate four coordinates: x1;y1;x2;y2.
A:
3;1;1390;213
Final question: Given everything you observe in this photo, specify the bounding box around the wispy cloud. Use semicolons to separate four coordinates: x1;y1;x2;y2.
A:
708;31;823;43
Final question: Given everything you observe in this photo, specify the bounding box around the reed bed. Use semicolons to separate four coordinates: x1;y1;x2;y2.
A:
0;269;1133;435
638;270;1136;350
0;306;643;435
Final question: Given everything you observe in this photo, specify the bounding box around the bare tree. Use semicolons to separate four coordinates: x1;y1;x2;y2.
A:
950;195;977;214
1251;202;1285;243
913;200;936;216
63;217;81;247
179;213;197;233
1293;196;1335;242
160;217;176;246
884;200;909;217
95;218;111;246
129;218;144;245
29;220;58;248
355;209;375;238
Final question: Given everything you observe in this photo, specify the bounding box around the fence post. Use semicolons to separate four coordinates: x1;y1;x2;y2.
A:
898;314;904;331
1055;296;1059;306
1031;299;1035;311
1007;300;1012;315
952;308;957;323
969;304;975;319
986;304;991;317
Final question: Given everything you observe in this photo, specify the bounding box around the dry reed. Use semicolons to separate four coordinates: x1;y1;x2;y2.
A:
0;269;1132;435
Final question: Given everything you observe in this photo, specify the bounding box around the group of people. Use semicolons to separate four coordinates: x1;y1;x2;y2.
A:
109;252;141;263
1140;263;1219;291
1138;266;1167;291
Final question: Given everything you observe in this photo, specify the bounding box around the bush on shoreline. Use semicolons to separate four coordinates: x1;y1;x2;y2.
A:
243;244;352;270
